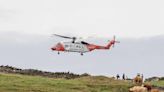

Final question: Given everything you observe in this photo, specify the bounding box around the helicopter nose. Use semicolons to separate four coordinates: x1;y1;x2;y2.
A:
51;47;56;50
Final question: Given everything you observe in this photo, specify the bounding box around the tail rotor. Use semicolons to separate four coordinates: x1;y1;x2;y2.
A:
112;35;120;48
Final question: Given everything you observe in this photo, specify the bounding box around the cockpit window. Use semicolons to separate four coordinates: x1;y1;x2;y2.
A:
56;43;61;47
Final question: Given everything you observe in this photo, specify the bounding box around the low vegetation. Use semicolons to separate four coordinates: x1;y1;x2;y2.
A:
145;77;164;88
0;66;163;92
0;65;89;79
150;80;164;88
0;73;133;92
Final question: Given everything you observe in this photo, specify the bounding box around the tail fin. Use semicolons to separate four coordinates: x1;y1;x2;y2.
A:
106;36;120;49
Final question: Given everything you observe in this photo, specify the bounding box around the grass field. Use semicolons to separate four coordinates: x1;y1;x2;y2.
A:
151;80;164;88
0;73;132;92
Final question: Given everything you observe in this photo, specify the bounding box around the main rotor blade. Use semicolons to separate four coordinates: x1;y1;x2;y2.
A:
53;34;73;39
113;35;116;40
115;41;120;43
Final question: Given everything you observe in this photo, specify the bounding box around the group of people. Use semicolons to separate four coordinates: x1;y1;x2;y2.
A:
116;73;126;80
115;74;160;92
116;73;144;81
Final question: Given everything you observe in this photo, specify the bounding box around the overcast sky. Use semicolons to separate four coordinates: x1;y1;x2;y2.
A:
0;32;163;78
1;0;164;38
0;0;164;78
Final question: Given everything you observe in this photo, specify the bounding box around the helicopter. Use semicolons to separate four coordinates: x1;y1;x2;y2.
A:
51;34;120;55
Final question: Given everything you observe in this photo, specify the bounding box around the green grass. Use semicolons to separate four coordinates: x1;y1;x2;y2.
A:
150;80;164;87
0;73;132;92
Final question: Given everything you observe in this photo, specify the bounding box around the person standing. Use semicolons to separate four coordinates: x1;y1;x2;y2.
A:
122;73;125;80
141;74;144;82
116;74;120;79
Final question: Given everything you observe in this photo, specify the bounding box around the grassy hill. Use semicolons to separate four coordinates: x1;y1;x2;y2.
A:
150;80;164;88
145;77;164;88
0;66;163;92
0;73;132;92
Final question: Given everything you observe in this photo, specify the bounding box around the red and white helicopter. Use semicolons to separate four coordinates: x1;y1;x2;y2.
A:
51;34;120;55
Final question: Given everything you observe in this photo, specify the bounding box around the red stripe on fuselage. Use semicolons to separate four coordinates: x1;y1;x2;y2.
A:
51;43;65;51
86;44;109;51
86;44;96;51
86;44;106;51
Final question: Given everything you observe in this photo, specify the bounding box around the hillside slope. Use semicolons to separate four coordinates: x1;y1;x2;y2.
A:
0;73;132;92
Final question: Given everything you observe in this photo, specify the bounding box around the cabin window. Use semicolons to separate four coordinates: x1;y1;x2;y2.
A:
65;45;69;48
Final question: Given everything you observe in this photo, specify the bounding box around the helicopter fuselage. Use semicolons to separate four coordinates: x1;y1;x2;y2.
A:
51;39;117;55
51;41;90;54
62;42;90;53
51;34;119;55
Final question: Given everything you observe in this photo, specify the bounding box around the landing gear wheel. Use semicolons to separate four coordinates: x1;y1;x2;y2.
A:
58;52;60;55
81;53;83;56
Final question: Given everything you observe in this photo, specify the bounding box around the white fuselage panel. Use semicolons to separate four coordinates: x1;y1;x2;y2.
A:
63;42;89;53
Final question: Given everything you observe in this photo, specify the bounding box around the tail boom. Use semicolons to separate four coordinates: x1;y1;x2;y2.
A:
86;36;119;51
